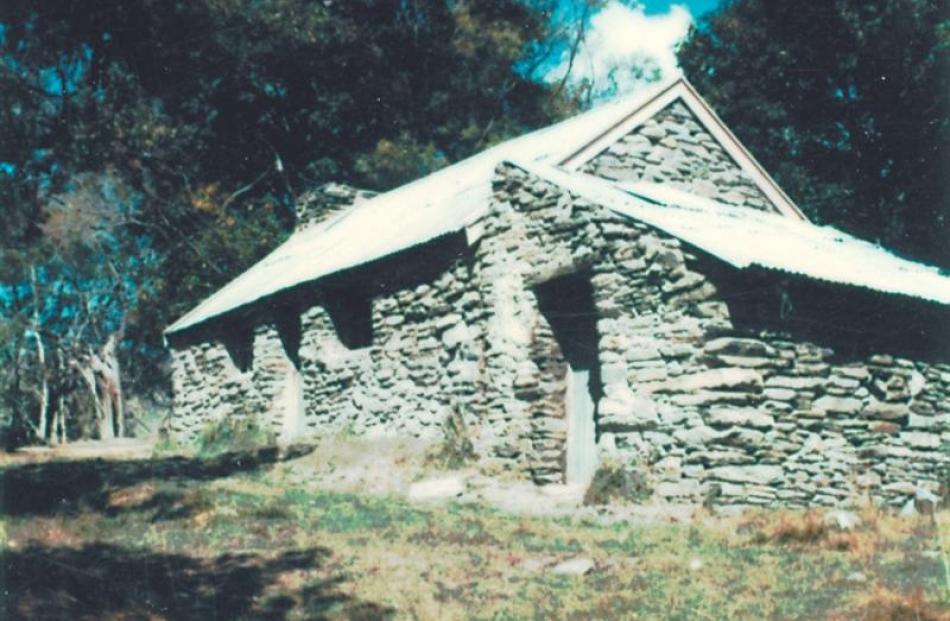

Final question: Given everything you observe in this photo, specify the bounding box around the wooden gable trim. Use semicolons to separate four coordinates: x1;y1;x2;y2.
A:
558;78;808;221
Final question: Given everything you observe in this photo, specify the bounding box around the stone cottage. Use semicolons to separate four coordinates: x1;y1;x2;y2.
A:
165;78;950;507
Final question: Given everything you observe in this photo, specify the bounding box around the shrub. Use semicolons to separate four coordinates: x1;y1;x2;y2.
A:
426;408;476;470
151;429;184;457
583;459;652;506
196;414;276;457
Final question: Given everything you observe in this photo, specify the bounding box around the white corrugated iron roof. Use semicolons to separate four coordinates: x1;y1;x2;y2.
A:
513;160;950;305
167;77;949;335
166;79;686;334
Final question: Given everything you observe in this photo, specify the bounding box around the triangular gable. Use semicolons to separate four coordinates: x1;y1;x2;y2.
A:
559;79;807;221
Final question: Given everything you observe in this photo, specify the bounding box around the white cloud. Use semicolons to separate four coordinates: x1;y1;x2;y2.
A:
549;1;693;100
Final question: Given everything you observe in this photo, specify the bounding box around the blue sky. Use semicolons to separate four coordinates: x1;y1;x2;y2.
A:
546;0;722;99
639;0;720;17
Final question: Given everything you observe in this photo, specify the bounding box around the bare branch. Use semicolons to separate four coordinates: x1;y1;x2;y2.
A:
552;1;592;101
219;167;271;212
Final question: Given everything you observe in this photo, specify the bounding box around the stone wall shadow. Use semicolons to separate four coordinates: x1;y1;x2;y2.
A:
0;445;314;517
696;256;950;363
1;543;393;620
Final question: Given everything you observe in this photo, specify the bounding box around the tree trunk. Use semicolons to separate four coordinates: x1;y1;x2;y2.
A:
75;362;112;440
32;330;49;441
82;332;124;440
51;356;67;445
96;333;124;438
30;265;49;443
53;392;66;445
97;397;115;440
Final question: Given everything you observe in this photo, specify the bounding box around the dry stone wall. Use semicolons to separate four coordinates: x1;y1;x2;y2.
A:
169;158;948;509
252;323;302;438
294;246;484;438
581;100;774;212
484;162;948;506
168;323;274;438
473;163;742;483
169;236;484;443
471;175;598;481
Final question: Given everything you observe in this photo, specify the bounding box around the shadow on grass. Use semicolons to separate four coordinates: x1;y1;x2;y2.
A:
0;445;315;517
1;543;392;621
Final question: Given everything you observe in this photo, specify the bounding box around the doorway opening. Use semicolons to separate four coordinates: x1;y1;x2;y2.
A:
534;271;602;485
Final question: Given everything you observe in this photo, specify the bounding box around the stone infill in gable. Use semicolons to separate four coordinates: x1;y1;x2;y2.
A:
581;100;775;213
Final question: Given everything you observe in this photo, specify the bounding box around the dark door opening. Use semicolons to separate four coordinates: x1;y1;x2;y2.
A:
534;271;602;485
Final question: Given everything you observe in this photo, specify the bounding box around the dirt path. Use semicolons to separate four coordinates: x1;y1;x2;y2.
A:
1;438;155;466
271;436;703;524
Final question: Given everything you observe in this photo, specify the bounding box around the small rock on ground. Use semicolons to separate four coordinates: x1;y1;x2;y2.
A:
824;510;861;531
550;557;595;576
516;558;552;572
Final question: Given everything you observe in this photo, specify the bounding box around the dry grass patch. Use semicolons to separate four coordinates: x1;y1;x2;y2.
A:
732;506;950;620
105;482;157;510
835;585;950;621
737;505;929;557
4;449;949;620
765;510;830;544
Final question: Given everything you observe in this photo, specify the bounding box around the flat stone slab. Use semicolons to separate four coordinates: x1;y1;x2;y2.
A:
707;408;775;429
464;478;584;516
516;557;553;572
707;465;783;486
655;479;701;498
899;431;941;449
814;396;863;415
658;368;763;394
407;476;466;502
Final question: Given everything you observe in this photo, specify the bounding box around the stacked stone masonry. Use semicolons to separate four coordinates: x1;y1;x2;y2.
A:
582;101;775;212
170;118;948;509
476;165;948;505
170;241;483;443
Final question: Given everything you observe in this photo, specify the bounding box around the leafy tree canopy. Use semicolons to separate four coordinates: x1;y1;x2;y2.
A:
0;0;573;443
679;0;950;269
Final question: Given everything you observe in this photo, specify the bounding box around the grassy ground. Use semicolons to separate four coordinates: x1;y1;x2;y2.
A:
0;445;947;620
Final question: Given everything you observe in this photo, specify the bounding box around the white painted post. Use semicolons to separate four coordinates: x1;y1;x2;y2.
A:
566;367;597;486
279;364;305;442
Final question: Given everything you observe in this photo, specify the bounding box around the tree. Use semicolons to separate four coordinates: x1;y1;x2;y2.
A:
678;0;950;269
0;171;145;443
0;0;574;445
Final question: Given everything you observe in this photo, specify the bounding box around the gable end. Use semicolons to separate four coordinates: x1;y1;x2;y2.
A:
559;79;807;221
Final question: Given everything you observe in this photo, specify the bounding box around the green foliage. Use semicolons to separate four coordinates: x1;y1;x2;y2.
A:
426;408;477;470
195;415;276;458
582;458;652;506
679;0;950;268
150;433;185;459
353;133;449;192
0;0;572;445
